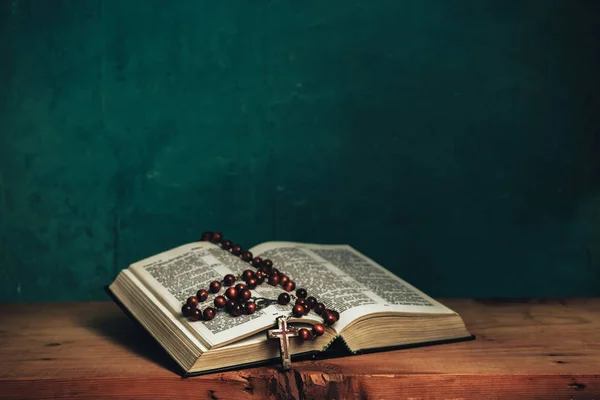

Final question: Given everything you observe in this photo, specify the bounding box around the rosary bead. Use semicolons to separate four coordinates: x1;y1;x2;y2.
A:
278;293;291;305
196;231;340;332
225;299;237;313
186;296;199;306
196;289;209;302
244;301;257;315
211;232;222;243
251;256;263;267
225;287;238;300
323;312;337;325
214;295;227;309
298;328;312;341
239;289;252;302
201;232;213;241
209;281;222;293
235;283;247;291
292;304;305;317
313;302;326;315
181;304;192;317
246;277;258;289
241;251;253;262
284;280;296;292
230;303;243;317
223;274;236;286
189;308;202;321
312;323;325;337
203;307;216;321
268;273;280;286
242;269;255;281
231;244;243;256
279;274;289;286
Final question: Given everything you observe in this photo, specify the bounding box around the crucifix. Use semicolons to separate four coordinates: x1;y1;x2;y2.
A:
267;316;298;370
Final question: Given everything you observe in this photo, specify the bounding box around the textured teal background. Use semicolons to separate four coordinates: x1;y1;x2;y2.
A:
1;1;599;301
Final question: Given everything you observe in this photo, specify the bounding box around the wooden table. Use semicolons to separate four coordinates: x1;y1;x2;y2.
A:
1;299;599;399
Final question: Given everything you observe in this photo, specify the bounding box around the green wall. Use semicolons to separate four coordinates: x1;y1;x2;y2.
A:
1;1;599;301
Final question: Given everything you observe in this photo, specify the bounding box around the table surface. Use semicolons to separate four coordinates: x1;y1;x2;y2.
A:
1;299;599;399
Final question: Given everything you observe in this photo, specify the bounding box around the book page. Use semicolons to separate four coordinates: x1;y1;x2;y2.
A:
128;242;291;348
250;242;455;332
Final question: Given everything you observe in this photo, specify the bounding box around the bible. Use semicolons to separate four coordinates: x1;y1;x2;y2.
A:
107;241;473;376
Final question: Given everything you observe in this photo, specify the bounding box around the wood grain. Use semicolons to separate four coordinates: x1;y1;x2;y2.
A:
1;299;599;399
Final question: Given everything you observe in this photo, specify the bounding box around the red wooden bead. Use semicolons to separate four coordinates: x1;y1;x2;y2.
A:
262;259;273;269
255;271;266;284
225;287;238;300
241;251;253;262
181;304;192;317
251;257;263;267
295;298;306;306
235;283;247;291
296;288;307;299
239;289;252;302
305;296;317;309
244;302;257;315
312;323;325;337
221;239;233;250
278;293;291;305
231;244;243;256
201;232;212;241
209;281;222;293
188;308;201;321
246;277;258;289
330;310;340;321
324;312;336;325
303;304;310;315
230;303;242;317
257;266;269;275
292;304;305;317
268;273;280;286
284;280;296;292
211;232;222;243
203;307;216;321
196;289;209;302
223;274;236;286
298;328;312;341
186;296;199;306
242;269;255;281
314;302;326;315
279;274;289;286
214;295;227;309
225;299;237;313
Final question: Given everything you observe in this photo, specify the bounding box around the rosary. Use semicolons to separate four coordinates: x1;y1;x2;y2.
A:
180;232;339;370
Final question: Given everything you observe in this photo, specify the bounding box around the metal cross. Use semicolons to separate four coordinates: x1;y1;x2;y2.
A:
267;316;298;371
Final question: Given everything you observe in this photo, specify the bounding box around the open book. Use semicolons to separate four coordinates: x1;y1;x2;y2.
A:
108;241;473;375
